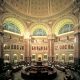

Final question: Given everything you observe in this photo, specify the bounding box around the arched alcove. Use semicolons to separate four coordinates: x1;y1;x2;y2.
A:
33;28;47;36
3;22;21;34
3;17;25;35
52;19;75;35
58;24;74;34
29;24;51;36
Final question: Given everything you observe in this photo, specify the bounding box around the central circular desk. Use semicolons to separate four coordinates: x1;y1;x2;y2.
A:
21;62;57;80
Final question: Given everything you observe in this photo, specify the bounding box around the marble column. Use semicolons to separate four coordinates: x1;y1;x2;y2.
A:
0;29;4;58
74;24;80;65
25;38;31;62
51;39;55;62
24;39;28;61
48;39;52;62
0;37;2;58
48;35;55;62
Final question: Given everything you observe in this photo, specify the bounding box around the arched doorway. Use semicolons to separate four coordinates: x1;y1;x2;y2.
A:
37;53;43;61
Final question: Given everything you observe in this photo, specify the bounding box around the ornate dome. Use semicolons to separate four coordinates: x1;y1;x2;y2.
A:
5;0;73;18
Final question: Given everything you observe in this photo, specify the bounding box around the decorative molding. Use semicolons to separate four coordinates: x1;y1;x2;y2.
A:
4;0;75;22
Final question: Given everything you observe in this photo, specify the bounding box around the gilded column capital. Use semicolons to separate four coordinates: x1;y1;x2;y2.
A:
47;34;56;40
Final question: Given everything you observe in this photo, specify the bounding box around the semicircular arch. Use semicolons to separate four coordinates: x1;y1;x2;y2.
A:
2;17;25;35
29;23;51;36
52;16;78;35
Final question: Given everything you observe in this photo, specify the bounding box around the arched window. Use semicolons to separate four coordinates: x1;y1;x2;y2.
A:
33;28;47;36
58;24;73;34
3;22;21;34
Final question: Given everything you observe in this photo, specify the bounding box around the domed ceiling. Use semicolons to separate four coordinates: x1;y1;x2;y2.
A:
5;0;73;18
